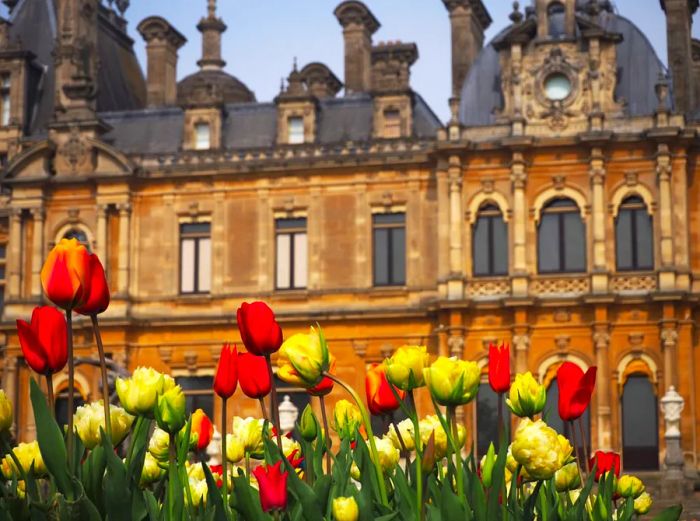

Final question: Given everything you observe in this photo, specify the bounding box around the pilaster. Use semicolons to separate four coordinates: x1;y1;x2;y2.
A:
593;324;611;450
656;143;675;291
95;204;108;266
589;147;608;293
7;207;21;300
510;152;528;296
447;155;464;299
117;203;131;297
29;207;44;299
436;161;450;299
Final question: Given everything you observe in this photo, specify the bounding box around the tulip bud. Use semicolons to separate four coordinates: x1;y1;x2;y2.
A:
332;496;359;521
375;436;400;473
185;476;208;509
385;345;429;391
506;372;546;418
616;474;645;499
225;434;245;463
154;385;186;434
480;443;497;487
231;416;265;457
299;405;319;442
148;427;170;462
511;418;569;480
190;409;214;451
423;356;480;406
555;462;581;492
633;491;652;515
116;367;176;417
332;399;362;440
0;390;12;433
40;238;91;310
277;327;330;388
140;452;166;486
74;401;135;449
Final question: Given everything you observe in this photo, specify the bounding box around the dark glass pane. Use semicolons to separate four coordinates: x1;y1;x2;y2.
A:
276;218;307;230
548;5;566;38
473;217;490;276
55;391;85;429
0;244;6;257
374;213;405;225
547;199;577;209
0;266;5;280
373;228;389;285
476;384;508;457
180;222;211;235
622;376;659;470
391;228;406;285
177;377;214;417
492;217;508;275
185;394;214;419
178;376;212;391
563;213;586;272
634;211;654;269
63;229;89;247
616;210;633;270
538;214;560;272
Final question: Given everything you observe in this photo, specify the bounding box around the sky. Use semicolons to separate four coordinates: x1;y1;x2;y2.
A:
11;1;700;122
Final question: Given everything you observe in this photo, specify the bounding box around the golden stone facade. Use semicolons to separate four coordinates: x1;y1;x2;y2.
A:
0;0;699;483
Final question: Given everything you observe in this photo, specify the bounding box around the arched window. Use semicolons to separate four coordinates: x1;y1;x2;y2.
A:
546;377;590;456
622;375;659;470
63;228;90;250
547;2;566;38
476;382;510;458
615;196;653;271
538;198;586;273
55;387;86;428
473;203;508;277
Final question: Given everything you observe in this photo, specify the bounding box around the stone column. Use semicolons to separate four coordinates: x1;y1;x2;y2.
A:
510;152;528;296
656;144;675;290
29;208;44;299
661;327;679;389
117;203;131;296
593;326;611;450
447;155;464;300
436;161;450;298
589;148;607;293
7;208;22;300
2;356;16;436
95;204;108;265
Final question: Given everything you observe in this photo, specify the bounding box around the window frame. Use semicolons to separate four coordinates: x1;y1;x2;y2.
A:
383;109;402;139
179;222;211;295
287;116;305;145
372;212;406;287
472;203;508;277
0;74;10;127
615;196;654;272
537;198;586;274
275;217;308;290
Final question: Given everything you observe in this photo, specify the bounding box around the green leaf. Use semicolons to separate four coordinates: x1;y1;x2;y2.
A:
29;378;75;500
126;417;153;485
165;458;184;521
143;490;161;521
651;505;683;521
101;429;132;521
81;443;106;516
230;474;270;521
201;462;228;521
439;485;466;519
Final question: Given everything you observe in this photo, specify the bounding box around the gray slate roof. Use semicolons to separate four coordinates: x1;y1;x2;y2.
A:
459;6;670;126
100;93;442;155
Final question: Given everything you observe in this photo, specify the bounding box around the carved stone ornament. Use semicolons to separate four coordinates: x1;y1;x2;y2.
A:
660;386;684;438
447;335;465;357
58;126;90;174
555;335;570;350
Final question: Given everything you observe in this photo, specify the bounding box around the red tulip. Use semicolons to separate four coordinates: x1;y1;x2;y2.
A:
252;460;288;512
16;306;68;375
557;361;597;422
287;448;304;469
75;254;110;315
191;408;214;451
40;238;92;310
236;302;283;357
589;451;620;481
238;352;271;399
366;362;405;416
213;343;238;399
488;342;510;394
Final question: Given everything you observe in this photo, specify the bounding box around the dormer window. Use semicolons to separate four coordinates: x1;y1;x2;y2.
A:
384;109;401;139
0;75;10;127
287;116;304;144
547;2;566;39
194;122;211;150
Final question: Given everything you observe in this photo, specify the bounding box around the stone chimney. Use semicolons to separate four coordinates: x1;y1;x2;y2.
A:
442;0;492;98
137;17;186;107
334;1;380;95
661;0;699;113
197;0;226;70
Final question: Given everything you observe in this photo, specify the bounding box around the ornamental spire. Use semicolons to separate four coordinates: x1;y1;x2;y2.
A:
197;0;226;70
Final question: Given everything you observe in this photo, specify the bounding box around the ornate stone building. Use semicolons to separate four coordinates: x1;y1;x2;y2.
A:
0;0;699;480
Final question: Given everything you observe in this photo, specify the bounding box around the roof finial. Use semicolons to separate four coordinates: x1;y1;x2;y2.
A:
207;0;216;18
293;57;298;72
509;2;523;24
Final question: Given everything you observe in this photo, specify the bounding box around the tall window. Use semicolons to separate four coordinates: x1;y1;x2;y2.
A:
473;203;508;277
55;387;85;428
476;382;510;458
546;377;590;456
194;123;211;150
177;376;214;418
0;75;10;127
275;218;307;290
383;109;401;138
615;196;653;271
622;375;659;470
287;116;304;144
180;222;211;294
373;213;406;286
538;198;586;273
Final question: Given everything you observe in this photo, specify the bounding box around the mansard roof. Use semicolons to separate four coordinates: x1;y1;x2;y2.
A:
100;93;441;155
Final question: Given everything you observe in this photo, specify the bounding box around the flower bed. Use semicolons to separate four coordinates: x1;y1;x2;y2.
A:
0;238;683;520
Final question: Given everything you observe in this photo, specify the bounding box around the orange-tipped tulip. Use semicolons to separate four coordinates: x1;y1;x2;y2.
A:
191;408;214;451
238;352;271;399
40;238;92;310
252;460;288;512
75;254;110;315
16;306;67;375
488;342;511;394
557;361;596;422
366;363;404;416
213;343;238;399
236;302;283;357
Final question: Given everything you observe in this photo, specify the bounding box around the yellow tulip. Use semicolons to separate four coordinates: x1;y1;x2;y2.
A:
185;476;208;508
226;434;245;463
277;326;330;387
74;401;134;449
1;441;47;478
634;491;652;514
281;435;302;461
332;399;362;440
231;416;265;457
555;462;581;492
385;345;429;391
148;427;170;462
511;418;568;480
0;389;12;433
424;356;480;406
116;367;176;417
386;418;415;451
332;496;359;521
505;372;546;418
375;436;400;473
616;475;645;499
140;452;165;486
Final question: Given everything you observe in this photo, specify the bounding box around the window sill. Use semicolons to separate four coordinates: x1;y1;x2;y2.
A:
177;293;212;303
272;289;309;300
369;285;408;297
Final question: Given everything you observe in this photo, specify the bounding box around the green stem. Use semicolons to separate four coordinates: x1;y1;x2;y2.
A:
46;373;55;418
168;433;177;520
447;405;465;502
90;314;112;443
65;310;75;467
578;417;590;481
325;373;389;507
265;355;284;452
319;396;332;473
245;452;251;483
408;391;423;521
222;397;229;515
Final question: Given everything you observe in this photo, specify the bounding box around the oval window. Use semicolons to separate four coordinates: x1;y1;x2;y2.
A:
544;73;572;101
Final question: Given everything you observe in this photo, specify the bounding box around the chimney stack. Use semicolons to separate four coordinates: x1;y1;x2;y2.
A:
443;0;492;98
334;1;380;95
661;0;698;113
138;16;187;107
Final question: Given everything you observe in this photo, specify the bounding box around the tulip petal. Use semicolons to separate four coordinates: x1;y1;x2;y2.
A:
17;319;48;374
32;307;68;374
